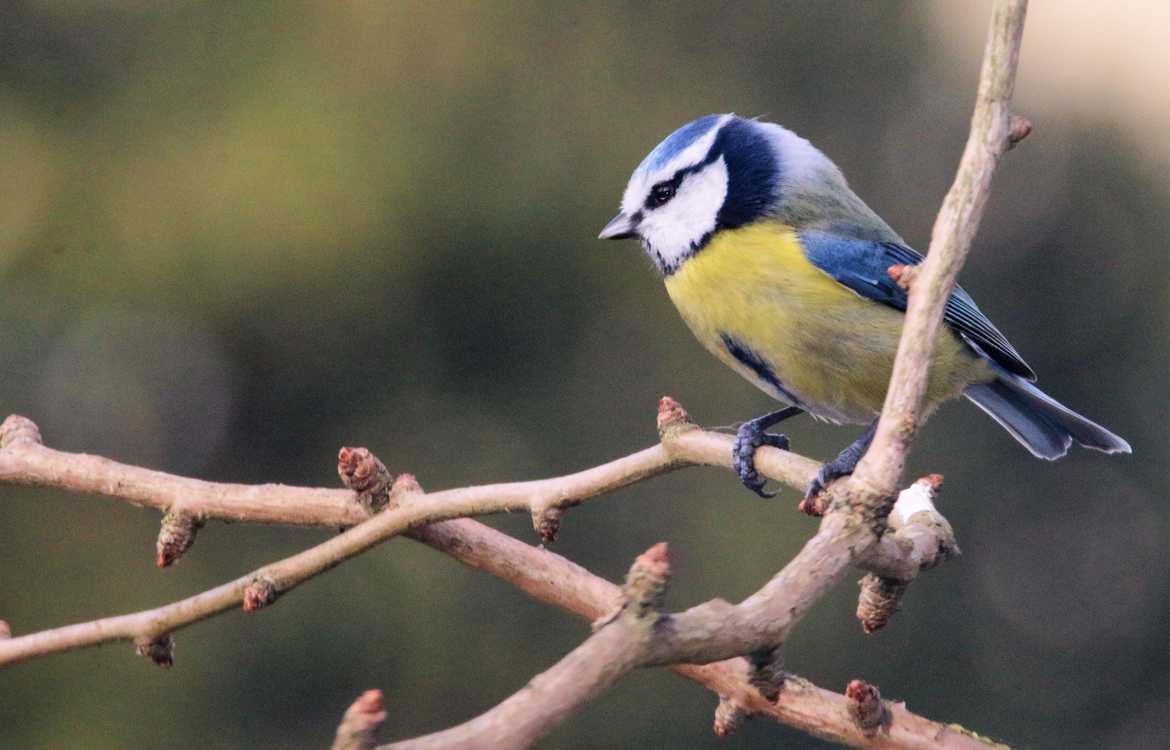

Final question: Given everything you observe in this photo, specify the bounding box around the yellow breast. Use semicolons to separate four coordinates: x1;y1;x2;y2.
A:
663;221;987;423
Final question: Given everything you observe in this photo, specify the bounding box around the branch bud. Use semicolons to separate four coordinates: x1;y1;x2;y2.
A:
243;576;279;612
331;689;387;750
337;447;394;512
532;506;562;544
856;574;908;634
0;415;42;449
1008;114;1033;149
713;695;747;737
622;542;672;620
845;679;890;734
388;472;422;502
135;634;175;668
887;264;920;290
656;396;695;440
156;511;204;568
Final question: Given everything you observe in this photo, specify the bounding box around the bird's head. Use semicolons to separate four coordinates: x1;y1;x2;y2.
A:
599;114;838;275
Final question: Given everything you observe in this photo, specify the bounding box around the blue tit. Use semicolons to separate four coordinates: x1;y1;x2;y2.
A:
599;114;1130;501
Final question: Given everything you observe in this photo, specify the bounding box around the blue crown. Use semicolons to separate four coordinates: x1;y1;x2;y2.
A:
635;114;724;175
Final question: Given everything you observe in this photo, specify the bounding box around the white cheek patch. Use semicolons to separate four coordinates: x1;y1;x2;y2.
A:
639;156;729;272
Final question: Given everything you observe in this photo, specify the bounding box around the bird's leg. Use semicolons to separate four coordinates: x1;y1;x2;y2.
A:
804;418;879;504
733;406;802;498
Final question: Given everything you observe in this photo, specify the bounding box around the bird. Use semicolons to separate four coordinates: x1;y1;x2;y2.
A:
599;114;1130;502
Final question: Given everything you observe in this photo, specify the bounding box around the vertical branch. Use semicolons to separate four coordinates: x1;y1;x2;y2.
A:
852;0;1030;496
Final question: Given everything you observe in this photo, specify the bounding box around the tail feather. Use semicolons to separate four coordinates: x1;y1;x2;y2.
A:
964;376;1131;460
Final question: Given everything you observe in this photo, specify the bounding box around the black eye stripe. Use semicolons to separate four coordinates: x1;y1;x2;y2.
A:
644;149;725;210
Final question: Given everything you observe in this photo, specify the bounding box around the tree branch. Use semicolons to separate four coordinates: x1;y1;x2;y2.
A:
0;401;825;668
0;5;1029;747
415;514;993;748
0;401;818;535
377;0;1032;745
0;401;818;669
0;413;983;748
386;530;999;750
380;544;673;750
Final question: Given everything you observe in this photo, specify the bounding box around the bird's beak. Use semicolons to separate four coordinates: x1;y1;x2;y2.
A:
598;212;637;240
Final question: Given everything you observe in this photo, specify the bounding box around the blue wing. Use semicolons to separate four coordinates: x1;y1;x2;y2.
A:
799;229;1036;381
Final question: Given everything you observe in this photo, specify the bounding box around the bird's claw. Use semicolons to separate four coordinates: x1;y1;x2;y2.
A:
803;476;826;505
733;424;790;499
799;419;878;514
799;465;847;515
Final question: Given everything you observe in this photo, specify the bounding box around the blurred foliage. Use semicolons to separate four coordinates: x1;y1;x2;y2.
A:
1;2;1168;748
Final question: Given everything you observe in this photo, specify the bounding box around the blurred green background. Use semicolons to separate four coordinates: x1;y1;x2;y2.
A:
2;1;1167;748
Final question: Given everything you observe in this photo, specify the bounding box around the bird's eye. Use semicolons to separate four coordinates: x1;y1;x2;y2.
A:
647;181;677;208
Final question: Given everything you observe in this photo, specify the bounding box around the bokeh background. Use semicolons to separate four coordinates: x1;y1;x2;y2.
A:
2;2;1167;748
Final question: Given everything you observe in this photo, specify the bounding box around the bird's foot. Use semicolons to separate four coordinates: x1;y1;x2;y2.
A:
733;421;790;499
800;464;849;515
799;418;879;516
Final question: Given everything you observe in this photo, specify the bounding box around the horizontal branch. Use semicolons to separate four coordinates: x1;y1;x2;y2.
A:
0;469;432;666
0;402;815;667
0;410;984;749
0;403;818;532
